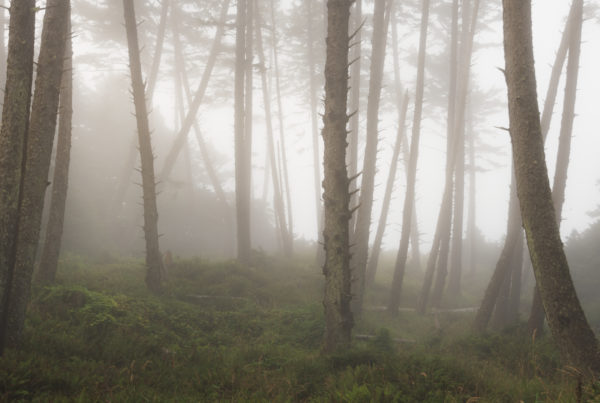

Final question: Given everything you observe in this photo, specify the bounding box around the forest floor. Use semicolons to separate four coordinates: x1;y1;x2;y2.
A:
0;252;598;402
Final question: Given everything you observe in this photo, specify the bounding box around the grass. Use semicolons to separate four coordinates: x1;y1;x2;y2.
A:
0;253;597;402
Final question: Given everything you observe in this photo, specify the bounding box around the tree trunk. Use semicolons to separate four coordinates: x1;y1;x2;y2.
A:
0;2;6;94
123;0;164;293
270;0;294;250
160;0;231;181
351;0;391;315
502;0;600;376
234;0;252;264
466;114;477;275
306;0;324;253
387;0;431;313
321;0;353;354
255;5;292;257
3;0;69;349
366;92;409;285
347;0;361;234
529;0;584;338
37;18;73;284
0;0;36;355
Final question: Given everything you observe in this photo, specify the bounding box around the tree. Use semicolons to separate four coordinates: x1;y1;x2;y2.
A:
502;0;600;376
388;0;431;313
321;0;353;354
347;0;361;233
37;16;73;284
0;0;36;354
123;0;164;292
351;0;391;315
2;0;70;349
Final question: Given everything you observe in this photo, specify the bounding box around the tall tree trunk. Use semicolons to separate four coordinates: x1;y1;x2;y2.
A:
123;0;164;293
321;0;353;354
347;0;361;234
466;114;477;275
306;0;324;253
270;0;294;249
530;0;584;337
3;0;69;349
0;1;6;94
502;0;600;376
387;0;431;313
255;5;292;257
448;0;480;299
234;0;251;264
37;18;73;284
160;0;231;181
112;0;171;216
366;92;409;285
351;0;391;315
0;0;36;355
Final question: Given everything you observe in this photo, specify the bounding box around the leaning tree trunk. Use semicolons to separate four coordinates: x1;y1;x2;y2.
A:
123;0;164;293
0;2;6;94
37;17;73;284
321;0;353;354
0;0;36;355
387;0;431;313
351;0;391;315
530;0;584;337
3;0;70;350
502;0;600;376
255;6;292;257
112;0;171;216
365;92;409;285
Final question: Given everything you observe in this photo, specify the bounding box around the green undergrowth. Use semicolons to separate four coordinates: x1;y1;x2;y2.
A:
0;254;597;402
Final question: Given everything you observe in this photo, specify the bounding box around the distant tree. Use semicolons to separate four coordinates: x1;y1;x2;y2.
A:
3;0;70;349
321;0;353;354
0;0;36;355
388;0;431;313
347;0;361;233
351;0;391;315
123;0;164;292
37;17;74;284
502;0;600;376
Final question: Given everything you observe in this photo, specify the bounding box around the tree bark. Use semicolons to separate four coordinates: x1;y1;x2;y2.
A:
502;0;600;376
347;0;361;234
4;0;70;349
37;17;73;284
351;0;391;315
530;0;584;338
321;0;353;354
387;0;431;313
123;0;164;293
0;0;36;355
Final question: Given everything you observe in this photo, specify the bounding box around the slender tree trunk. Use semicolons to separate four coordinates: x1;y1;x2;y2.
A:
0;2;6;94
321;0;353;354
270;0;294;249
160;0;231;181
466;114;477;275
507;231;523;321
366;92;409;285
306;0;324;253
0;0;36;355
387;0;431;313
502;0;600;376
234;0;251;264
348;0;361;234
112;0;171;215
255;6;292;257
4;0;70;349
37;18;73;284
123;0;164;293
529;0;584;337
351;0;391;315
